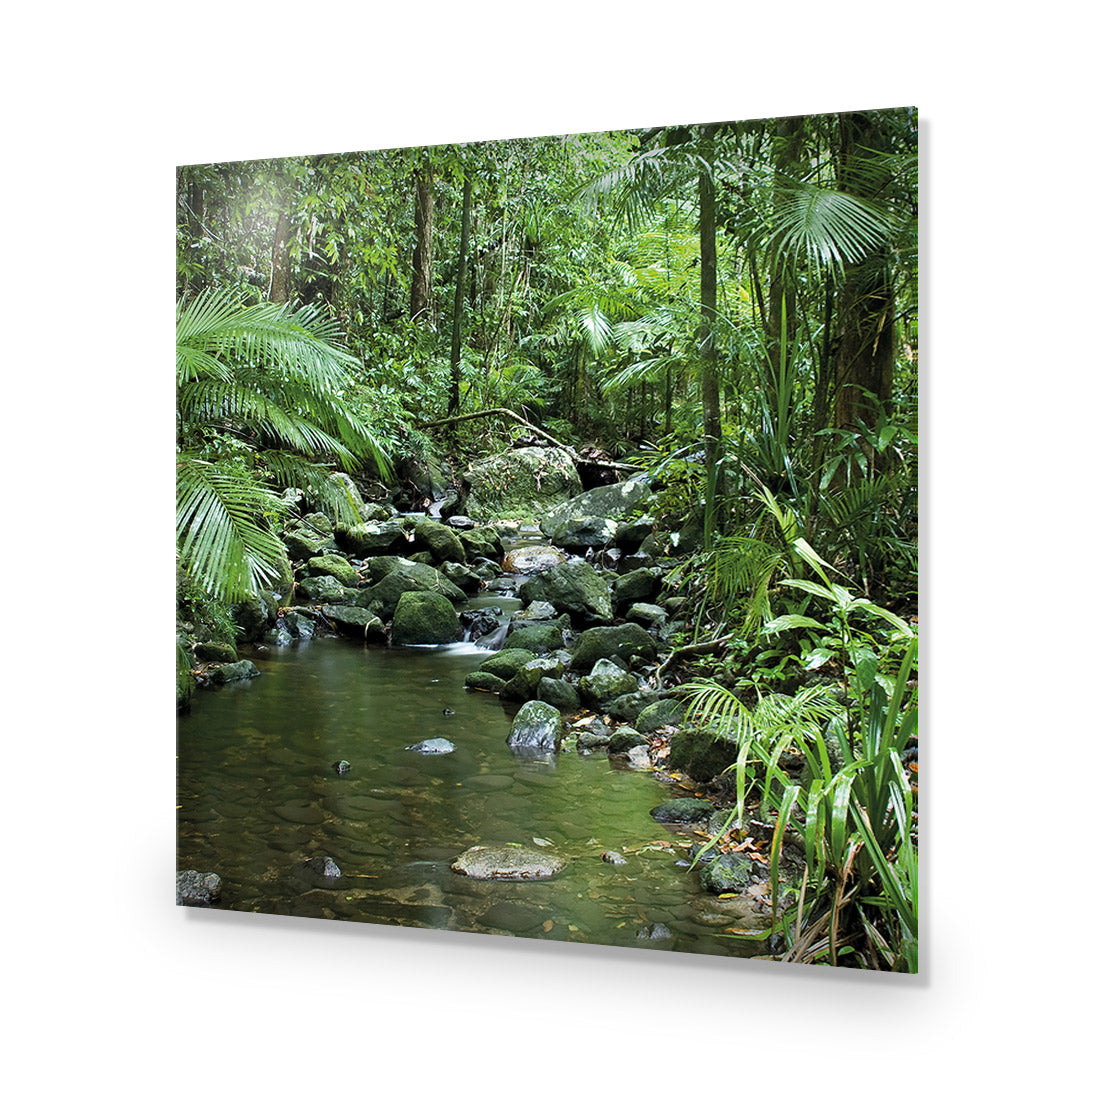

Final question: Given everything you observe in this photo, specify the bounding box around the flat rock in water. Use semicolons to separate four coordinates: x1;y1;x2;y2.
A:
406;738;455;754
451;845;567;880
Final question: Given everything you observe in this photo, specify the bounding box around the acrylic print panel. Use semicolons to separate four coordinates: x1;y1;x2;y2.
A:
176;107;918;972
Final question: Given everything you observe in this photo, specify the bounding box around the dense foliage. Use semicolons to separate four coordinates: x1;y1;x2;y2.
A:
177;107;918;969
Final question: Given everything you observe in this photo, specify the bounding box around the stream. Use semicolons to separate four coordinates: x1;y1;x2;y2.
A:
177;604;763;957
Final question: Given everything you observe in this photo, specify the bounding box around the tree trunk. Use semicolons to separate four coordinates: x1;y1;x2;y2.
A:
698;124;722;537
410;157;434;323
448;172;473;416
833;112;895;433
268;211;291;303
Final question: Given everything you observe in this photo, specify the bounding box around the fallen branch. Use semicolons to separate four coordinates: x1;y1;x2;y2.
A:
416;407;639;472
655;632;738;690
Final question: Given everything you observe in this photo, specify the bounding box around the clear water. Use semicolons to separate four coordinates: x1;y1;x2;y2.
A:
177;631;765;957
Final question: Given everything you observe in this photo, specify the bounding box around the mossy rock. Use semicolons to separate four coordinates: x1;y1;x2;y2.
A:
502;620;566;654
283;527;329;561
578;659;640;707
358;560;465;619
699;852;755;894
667;726;738;782
477;648;536;678
635;697;685;733
608;726;647;753
537;676;579;712
459;527;504;560
297;574;353;602
391;590;460;645
465;671;508;692
306;554;360;587
335;520;411;557
518;561;612;626
462;446;582;523
325;605;386;641
231;590;279;643
570;623;657;673
412;518;467;564
193;640;237;663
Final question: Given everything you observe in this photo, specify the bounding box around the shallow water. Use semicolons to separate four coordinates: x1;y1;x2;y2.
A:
177;631;764;957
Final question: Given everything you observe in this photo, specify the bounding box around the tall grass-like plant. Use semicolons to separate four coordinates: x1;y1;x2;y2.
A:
680;526;917;971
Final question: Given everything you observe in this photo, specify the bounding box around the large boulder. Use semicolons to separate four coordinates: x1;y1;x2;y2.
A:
462;447;582;522
357;559;465;619
518;562;612;626
507;700;563;752
335;519;411;557
570;622;658;673
324;605;385;641
539;477;652;544
412;518;467;565
391;590;460;645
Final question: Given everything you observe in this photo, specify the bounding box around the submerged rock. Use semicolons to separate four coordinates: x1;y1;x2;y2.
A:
650;797;716;824
176;870;222;906
304;855;342;879
451;845;567;880
406;738;455;754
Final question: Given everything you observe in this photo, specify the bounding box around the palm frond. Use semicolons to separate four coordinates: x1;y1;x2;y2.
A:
176;455;290;603
767;180;897;272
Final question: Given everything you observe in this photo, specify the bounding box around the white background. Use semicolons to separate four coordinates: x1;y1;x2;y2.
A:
3;2;1093;1096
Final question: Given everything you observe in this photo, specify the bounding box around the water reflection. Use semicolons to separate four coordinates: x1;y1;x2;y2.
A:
178;636;761;957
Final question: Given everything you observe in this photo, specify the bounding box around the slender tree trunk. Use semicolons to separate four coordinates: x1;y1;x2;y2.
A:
268;211;291;303
410;157;434;322
698;124;722;536
833;112;895;433
448;172;473;416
